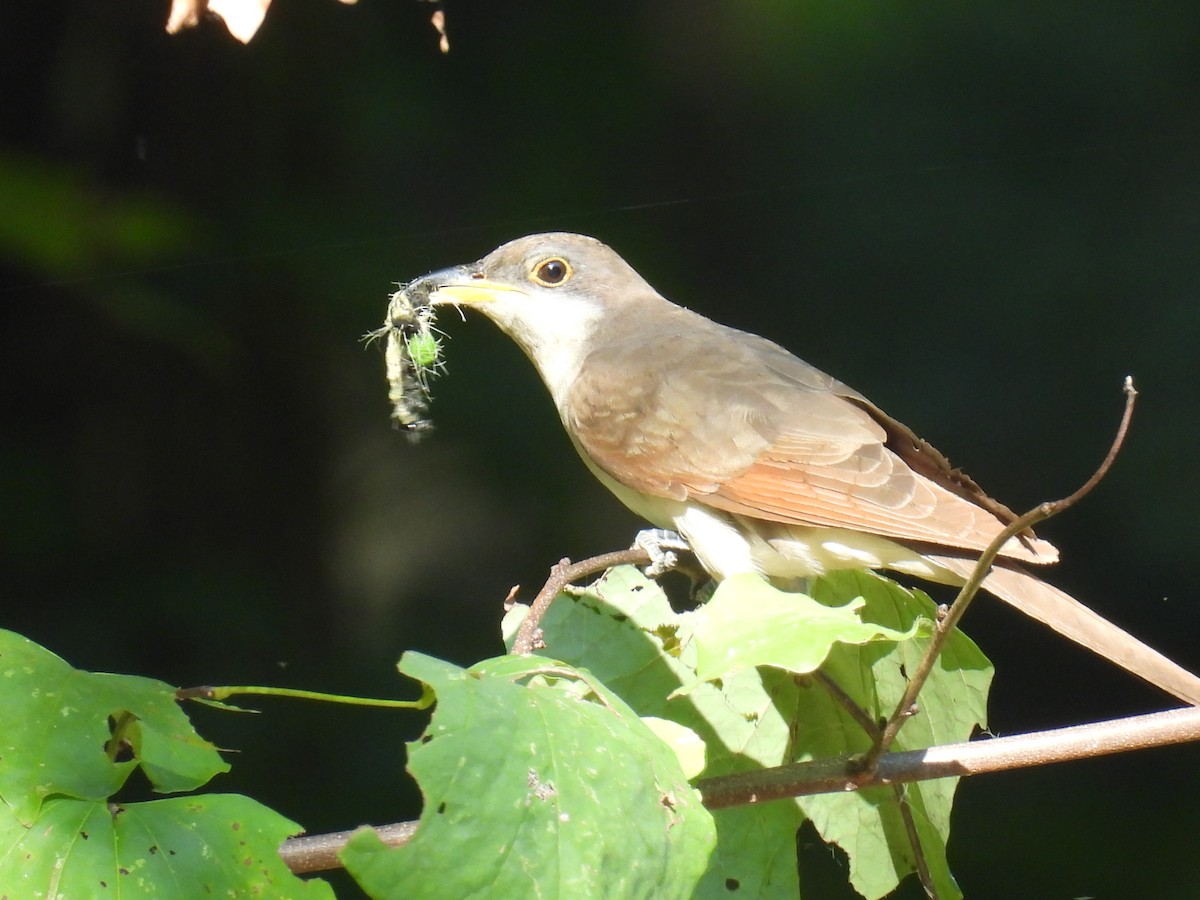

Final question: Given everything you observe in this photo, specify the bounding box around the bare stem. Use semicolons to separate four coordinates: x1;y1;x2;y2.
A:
176;684;431;709
511;547;651;654
280;822;418;874
278;706;1200;872
278;379;1144;877
697;705;1200;809
892;783;937;899
811;670;881;739
858;379;1138;772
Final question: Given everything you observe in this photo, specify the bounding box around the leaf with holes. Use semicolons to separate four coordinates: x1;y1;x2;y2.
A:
0;629;228;824
0;793;331;898
794;570;989;900
340;651;716;900
513;567;811;898
523;565;990;900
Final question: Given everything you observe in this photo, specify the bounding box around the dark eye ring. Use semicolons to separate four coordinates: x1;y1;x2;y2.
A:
531;257;572;287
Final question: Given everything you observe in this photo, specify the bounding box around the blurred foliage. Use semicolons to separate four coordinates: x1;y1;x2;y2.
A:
3;2;1200;896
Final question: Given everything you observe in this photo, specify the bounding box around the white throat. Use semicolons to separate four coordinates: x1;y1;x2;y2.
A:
492;296;604;410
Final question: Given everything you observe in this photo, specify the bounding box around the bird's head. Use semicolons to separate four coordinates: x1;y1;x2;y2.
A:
418;233;651;352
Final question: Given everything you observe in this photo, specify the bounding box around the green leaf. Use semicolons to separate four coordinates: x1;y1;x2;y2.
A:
641;717;707;780
796;570;990;900
0;629;229;824
682;573;924;690
528;567;807;898
528;566;991;900
0;793;331;898
341;650;715;899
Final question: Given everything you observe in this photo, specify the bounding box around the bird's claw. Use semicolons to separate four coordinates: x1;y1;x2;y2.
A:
634;529;691;579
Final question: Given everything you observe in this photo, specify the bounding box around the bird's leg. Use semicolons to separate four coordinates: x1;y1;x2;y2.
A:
632;528;692;578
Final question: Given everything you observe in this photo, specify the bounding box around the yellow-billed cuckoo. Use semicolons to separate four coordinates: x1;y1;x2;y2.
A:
412;232;1200;705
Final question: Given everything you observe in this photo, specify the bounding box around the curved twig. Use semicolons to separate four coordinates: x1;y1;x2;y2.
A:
858;378;1138;773
278;379;1148;879
278;706;1200;872
510;547;652;654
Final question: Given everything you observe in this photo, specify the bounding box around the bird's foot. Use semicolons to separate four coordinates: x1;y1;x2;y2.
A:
633;529;691;579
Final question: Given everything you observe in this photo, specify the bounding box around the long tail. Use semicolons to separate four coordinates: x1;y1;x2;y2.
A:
927;555;1200;706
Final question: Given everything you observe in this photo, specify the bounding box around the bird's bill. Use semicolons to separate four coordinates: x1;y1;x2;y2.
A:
413;266;527;308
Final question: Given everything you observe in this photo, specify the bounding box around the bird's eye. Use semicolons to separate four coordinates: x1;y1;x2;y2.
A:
531;257;572;287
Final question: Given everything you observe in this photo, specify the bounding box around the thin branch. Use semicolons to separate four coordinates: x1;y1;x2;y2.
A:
280;822;418;874
810;670;881;739
277;379;1145;876
511;547;651;654
698;704;1200;810
1055;375;1138;511
176;684;431;709
892;783;937;899
859;378;1138;772
278;705;1200;872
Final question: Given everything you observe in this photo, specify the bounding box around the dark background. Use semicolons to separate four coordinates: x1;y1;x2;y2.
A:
3;2;1199;897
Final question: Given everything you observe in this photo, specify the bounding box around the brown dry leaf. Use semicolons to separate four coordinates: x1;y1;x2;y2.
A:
165;0;209;34
166;0;357;44
208;0;271;41
165;0;271;42
431;8;449;54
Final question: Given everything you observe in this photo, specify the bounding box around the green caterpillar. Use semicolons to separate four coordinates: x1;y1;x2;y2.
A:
405;331;441;369
369;285;443;442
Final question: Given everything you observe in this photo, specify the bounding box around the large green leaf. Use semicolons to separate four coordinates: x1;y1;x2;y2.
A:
0;630;229;824
527;567;808;899
797;570;990;899
341;651;715;899
0;793;331;898
683;573;923;689
525;566;992;899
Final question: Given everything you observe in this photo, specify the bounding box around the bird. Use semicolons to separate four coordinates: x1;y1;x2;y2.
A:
409;231;1200;706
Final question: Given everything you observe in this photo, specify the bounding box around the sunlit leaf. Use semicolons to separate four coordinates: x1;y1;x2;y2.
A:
0;793;330;898
528;565;991;899
0;630;228;825
341;651;715;899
